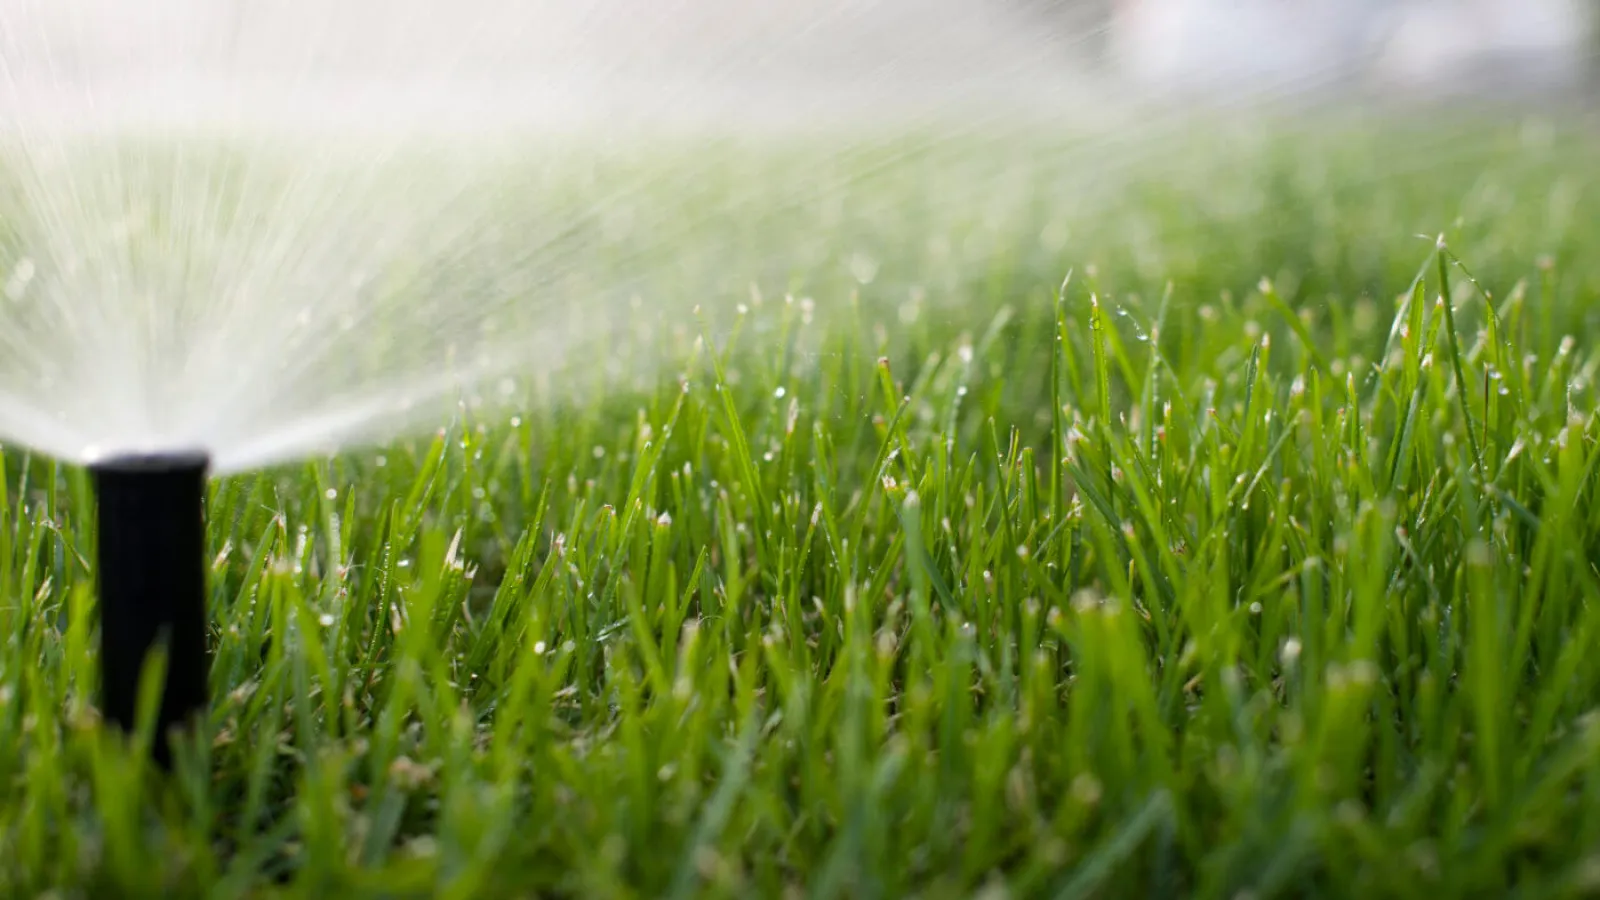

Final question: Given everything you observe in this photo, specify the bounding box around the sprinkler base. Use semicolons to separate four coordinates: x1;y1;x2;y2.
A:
91;452;210;766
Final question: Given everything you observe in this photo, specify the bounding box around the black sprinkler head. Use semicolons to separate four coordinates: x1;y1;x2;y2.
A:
90;452;210;765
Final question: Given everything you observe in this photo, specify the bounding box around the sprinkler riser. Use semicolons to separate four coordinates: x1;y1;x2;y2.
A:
91;453;209;765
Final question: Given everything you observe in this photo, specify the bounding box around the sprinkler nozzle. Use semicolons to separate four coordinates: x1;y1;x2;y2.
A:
91;452;210;765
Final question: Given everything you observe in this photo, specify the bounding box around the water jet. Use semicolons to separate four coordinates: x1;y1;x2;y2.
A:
90;452;209;764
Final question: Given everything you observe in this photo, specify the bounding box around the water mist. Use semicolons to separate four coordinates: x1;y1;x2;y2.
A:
0;0;1589;756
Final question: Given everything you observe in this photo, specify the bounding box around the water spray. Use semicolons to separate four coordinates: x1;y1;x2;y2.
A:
0;0;1587;767
90;452;210;764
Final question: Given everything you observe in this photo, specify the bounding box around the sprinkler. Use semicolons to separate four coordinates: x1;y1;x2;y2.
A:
90;452;210;765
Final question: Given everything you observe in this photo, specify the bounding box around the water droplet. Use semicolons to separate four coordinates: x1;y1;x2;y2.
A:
849;253;880;284
5;259;35;300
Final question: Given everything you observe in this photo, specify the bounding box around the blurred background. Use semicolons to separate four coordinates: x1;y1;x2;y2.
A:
3;0;1595;124
1098;0;1595;98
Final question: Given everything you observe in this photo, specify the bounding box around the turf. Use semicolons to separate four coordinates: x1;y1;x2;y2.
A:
2;115;1600;898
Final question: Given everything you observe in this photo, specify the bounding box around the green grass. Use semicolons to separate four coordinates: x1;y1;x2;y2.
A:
3;115;1600;897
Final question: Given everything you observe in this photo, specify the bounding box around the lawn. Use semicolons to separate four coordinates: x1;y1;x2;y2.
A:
1;111;1599;898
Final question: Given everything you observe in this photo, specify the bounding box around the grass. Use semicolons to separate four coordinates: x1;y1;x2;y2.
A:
2;114;1600;897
